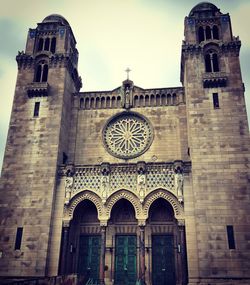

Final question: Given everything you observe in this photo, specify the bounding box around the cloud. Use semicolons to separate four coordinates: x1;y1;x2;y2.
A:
0;18;26;57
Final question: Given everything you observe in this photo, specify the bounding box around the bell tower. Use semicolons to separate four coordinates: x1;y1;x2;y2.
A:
0;15;81;276
181;2;250;284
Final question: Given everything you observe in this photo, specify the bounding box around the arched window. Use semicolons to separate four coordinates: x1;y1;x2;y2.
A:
80;98;84;109
111;97;116;108
96;97;100;109
35;61;48;82
42;64;48;82
145;95;149;107
156;94;161;106
44;38;50;51
205;26;212;40
106;97;110;108
161;94;166;106
205;50;219;72
85;98;90;109
212;25;219;40
50;37;56;53
167;94;171;105
140;95;144;107
172;93;177;105
198;26;205;43
37;38;44;51
90;97;95;108
134;95;139;107
212;53;219;72
101;97;105;108
150;94;156;106
117;96;121;107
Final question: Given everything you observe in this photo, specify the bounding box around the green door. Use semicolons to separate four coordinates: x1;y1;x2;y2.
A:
115;235;137;285
152;235;176;285
77;235;101;281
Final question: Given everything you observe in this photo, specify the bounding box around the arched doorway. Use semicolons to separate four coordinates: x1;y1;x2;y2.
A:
61;199;101;281
108;198;137;285
145;198;187;285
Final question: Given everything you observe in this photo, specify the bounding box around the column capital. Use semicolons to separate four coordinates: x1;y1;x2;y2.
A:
138;220;146;227
100;220;108;227
62;220;70;227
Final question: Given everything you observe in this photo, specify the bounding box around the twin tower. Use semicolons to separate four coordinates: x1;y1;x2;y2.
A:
0;3;250;285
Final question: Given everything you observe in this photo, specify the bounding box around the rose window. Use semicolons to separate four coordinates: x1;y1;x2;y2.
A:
103;113;153;159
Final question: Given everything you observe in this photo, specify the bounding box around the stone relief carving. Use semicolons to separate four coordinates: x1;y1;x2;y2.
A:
62;161;190;207
174;161;184;203
65;176;74;205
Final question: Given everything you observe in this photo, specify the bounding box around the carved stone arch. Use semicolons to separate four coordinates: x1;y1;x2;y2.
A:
105;190;141;220
143;189;184;220
65;190;103;221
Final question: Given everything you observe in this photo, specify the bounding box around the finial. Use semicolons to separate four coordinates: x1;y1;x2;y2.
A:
125;68;131;80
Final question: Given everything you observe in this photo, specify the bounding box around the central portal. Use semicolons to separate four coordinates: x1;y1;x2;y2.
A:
115;235;137;285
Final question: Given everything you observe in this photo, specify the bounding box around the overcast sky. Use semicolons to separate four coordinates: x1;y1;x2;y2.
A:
0;0;250;172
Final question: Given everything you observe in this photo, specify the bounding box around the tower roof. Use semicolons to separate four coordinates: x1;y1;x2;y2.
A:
189;2;221;17
42;14;69;26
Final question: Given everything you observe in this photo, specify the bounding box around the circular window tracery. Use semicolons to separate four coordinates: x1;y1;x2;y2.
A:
103;112;153;159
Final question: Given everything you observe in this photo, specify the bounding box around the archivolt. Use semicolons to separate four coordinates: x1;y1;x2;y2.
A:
143;189;183;219
66;190;103;220
105;190;141;219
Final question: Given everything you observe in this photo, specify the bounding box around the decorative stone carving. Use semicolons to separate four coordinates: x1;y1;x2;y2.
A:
101;175;109;203
101;162;110;175
175;172;184;203
105;190;141;220
65;171;74;205
174;161;184;203
143;190;184;219
103;112;153;159
66;191;103;221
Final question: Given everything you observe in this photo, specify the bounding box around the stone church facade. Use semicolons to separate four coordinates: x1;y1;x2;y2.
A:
0;2;250;285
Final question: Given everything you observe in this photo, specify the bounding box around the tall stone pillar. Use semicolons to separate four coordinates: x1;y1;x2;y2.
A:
139;222;146;284
99;224;107;285
60;221;70;274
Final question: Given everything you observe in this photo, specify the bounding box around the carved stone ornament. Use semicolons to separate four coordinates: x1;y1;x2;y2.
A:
103;112;153;159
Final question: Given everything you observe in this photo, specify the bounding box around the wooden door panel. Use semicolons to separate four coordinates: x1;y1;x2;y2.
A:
152;235;176;285
115;235;137;285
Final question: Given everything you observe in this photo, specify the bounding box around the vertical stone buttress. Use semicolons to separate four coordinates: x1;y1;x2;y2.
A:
182;3;250;284
0;15;81;276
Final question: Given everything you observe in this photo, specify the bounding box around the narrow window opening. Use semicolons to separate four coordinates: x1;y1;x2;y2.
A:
34;102;40;117
44;38;50;51
213;93;219;109
167;94;171;105
227;225;236;249
14;227;23;250
50;37;56;53
80;98;84;109
198;27;205;43
213;25;219;40
42;64;48;82
205;54;212;72
35;65;42;82
91;97;95;108
212;53;219;72
117;96;121;107
205;26;212;40
37;38;44;51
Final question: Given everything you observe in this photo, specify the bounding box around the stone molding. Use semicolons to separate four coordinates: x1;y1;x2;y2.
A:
63;188;184;223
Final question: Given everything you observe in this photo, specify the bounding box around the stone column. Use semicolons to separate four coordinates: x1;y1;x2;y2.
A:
60;221;70;274
99;224;107;285
139;223;146;284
